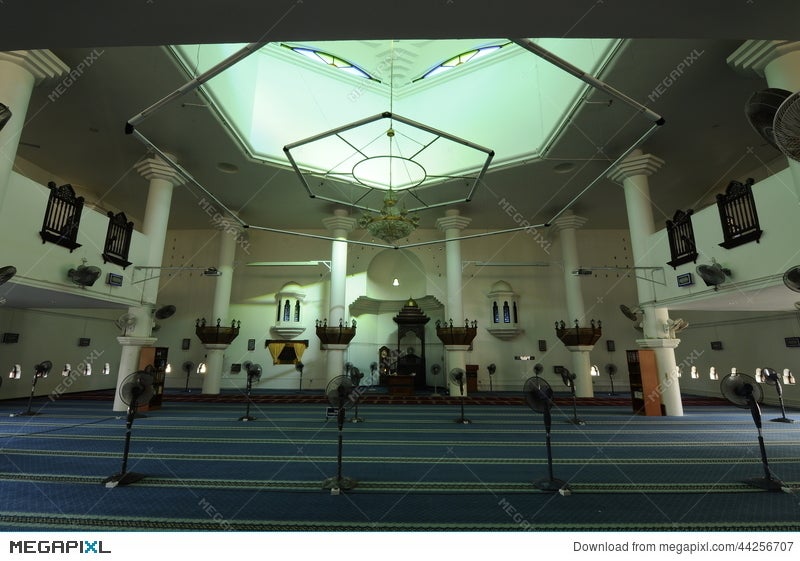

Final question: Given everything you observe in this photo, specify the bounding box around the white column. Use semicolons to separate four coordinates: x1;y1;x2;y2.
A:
728;41;800;203
0;51;68;206
551;211;593;397
608;150;683;416
322;209;357;384
436;209;472;396
202;223;243;395
111;155;182;411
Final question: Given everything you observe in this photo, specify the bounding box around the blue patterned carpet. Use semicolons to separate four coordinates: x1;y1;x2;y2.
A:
1;395;799;531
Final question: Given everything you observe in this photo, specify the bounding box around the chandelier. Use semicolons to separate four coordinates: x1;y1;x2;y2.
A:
358;188;419;243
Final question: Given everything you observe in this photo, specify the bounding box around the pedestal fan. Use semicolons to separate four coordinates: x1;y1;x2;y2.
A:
296;361;305;393
11;361;52;417
238;362;261;422
605;364;618;396
523;376;570;493
182;361;194;392
449;368;470;424
349;367;365;423
487;363;496;391
322;375;360;492
720;373;786;492
430;364;442;397
760;368;794;423
102;370;154;487
560;367;585;425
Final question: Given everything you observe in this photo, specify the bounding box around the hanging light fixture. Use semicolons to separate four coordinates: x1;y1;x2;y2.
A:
283;40;493;243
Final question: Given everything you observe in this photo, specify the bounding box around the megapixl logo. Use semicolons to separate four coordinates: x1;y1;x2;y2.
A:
9;540;111;554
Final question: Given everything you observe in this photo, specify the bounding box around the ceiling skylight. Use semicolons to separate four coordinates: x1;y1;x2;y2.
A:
420;43;507;80
284;44;374;80
169;38;621;183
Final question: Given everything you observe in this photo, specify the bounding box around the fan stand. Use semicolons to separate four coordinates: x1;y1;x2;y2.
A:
102;390;146;488
322;406;358;492
768;380;794;423
535;403;570;493
454;378;471;424
238;373;257;422
608;374;617;396
566;382;586;426
743;396;785;492
10;375;43;417
431;370;441;397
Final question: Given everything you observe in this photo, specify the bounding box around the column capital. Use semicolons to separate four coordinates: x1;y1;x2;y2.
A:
116;336;158;348
607;150;664;184
727;40;800;77
550;210;587;232
436;209;471;232
135;155;184;186
322;208;357;235
0;50;69;84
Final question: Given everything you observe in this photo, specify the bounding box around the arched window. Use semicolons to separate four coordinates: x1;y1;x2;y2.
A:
690;366;699;379
754;367;763;382
294;301;301;322
709;366;718;380
283;300;291;322
590;365;600;377
492;302;499;323
784;368;796;385
502;301;510;323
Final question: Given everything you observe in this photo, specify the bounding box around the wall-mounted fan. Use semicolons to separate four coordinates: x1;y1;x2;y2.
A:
103;370;154;487
533;363;544;376
560;367;585;426
238;362;262;422
449;367;470;424
10;360;52;417
664;318;689;339
759;367;794;424
745;88;791;150
151;304;177;332
783;265;800;293
773;90;800;162
0;265;16;286
523;376;570;493
720;373;785;492
696;260;731;290
619;304;643;331
181;360;195;392
0;103;11;131
487;363;497;392
604;363;618;396
349;366;364;423
114;312;137;335
322;375;360;492
68;262;101;287
430;363;442;397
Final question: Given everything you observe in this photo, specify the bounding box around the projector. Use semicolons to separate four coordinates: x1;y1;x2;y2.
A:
202;267;222;277
571;268;592;276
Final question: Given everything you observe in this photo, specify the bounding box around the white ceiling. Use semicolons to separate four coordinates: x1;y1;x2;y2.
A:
4;1;800;311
